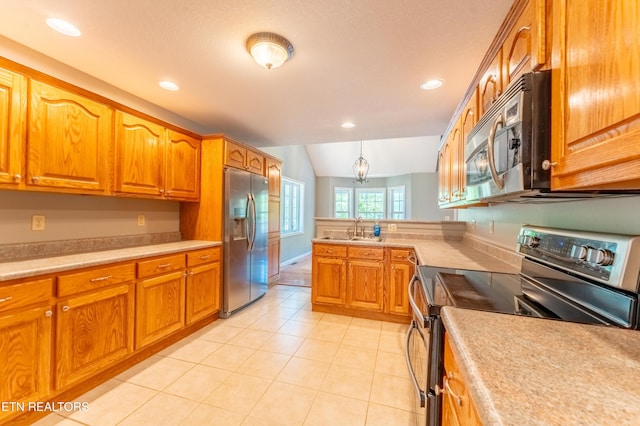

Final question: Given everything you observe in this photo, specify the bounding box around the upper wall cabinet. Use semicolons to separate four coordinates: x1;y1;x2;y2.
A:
0;67;26;188
165;130;201;201
550;0;640;190
225;140;264;174
114;111;166;198
28;81;112;193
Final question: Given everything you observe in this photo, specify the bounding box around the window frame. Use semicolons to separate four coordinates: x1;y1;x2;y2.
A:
355;187;386;219
280;177;304;237
388;185;406;220
334;187;354;219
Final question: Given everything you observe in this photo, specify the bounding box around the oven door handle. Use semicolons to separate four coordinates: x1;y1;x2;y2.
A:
405;320;427;408
408;274;423;317
487;112;505;190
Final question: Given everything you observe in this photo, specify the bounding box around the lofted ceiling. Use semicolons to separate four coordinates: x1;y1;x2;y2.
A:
0;0;514;175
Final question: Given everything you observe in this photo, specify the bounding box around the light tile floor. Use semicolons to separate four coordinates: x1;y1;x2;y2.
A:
34;285;417;426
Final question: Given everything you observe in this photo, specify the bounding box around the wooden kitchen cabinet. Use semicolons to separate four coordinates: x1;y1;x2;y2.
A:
437;141;451;205
114;111;166;198
0;66;27;188
312;244;348;306
165;129;201;201
135;254;186;348
550;0;640;190
185;247;221;324
442;333;482;425
55;283;135;389
387;248;415;317
266;157;282;282
225;139;264;174
0;278;53;423
479;49;503;116
28;80;112;193
347;246;385;312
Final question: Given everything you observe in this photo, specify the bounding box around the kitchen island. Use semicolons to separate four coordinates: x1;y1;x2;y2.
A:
442;306;640;425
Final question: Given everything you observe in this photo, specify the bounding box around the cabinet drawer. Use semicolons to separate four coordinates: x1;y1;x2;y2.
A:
137;254;186;278
348;246;384;261
187;247;221;267
389;249;413;263
313;244;347;257
0;278;53;312
58;264;135;297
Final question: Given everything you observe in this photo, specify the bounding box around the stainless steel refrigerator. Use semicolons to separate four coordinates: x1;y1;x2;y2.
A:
220;167;268;317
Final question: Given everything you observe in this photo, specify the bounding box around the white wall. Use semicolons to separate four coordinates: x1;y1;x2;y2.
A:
458;195;640;249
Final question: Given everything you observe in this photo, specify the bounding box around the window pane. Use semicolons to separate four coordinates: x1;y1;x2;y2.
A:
356;189;385;219
281;178;304;235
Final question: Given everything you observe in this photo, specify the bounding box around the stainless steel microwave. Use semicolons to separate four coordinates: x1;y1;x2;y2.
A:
464;70;553;203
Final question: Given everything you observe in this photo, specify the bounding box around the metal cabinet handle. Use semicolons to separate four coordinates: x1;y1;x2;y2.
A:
45;310;53;318
32;176;40;183
167;190;172;195
159;189;164;194
444;373;464;406
542;160;558;170
188;271;194;276
200;255;211;260
62;305;70;312
157;263;172;268
14;174;21;182
0;296;13;303
90;275;112;282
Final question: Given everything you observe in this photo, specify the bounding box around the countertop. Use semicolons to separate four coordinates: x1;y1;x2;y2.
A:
0;240;221;282
441;306;640;425
312;237;520;274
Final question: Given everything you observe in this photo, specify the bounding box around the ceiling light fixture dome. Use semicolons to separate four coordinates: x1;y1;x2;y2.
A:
246;32;294;69
420;79;444;90
46;18;81;37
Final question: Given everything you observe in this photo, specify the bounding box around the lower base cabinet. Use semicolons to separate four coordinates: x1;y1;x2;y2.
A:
186;262;220;324
0;305;52;423
55;283;135;389
442;333;482;425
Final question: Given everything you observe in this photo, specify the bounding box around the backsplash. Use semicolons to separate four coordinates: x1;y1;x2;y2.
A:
0;232;182;262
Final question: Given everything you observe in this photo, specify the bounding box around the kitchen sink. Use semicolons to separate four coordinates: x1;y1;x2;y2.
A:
319;236;384;242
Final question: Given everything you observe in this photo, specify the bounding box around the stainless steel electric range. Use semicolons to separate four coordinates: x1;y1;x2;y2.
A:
405;225;640;426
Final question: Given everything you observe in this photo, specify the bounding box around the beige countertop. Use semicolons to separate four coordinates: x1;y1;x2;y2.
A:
312;237;521;274
0;240;221;282
441;306;640;426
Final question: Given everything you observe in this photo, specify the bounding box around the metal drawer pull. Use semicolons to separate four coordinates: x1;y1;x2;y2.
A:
90;275;112;282
157;263;172;268
326;249;334;254
45;310;53;318
440;373;464;406
200;255;211;260
62;305;70;312
0;296;13;303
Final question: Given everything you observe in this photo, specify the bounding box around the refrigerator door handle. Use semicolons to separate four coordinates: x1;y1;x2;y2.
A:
245;193;252;251
251;192;257;250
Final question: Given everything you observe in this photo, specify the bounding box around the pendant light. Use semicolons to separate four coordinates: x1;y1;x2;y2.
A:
353;141;369;184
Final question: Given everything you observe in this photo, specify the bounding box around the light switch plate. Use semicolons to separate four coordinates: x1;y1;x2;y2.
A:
32;215;45;231
137;215;145;227
388;223;397;232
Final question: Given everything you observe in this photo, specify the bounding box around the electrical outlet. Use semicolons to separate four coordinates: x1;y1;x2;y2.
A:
489;220;495;235
32;215;45;231
388;223;397;232
471;220;477;230
137;215;146;227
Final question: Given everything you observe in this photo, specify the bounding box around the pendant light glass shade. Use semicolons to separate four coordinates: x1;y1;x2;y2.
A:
246;32;294;69
353;141;369;183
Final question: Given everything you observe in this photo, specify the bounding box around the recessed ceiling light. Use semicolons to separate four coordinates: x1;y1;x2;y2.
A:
159;81;180;91
420;79;444;90
46;18;81;37
341;122;356;129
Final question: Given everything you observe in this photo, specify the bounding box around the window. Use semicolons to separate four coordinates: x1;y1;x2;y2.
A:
281;177;304;236
355;188;385;219
334;187;353;218
388;186;406;219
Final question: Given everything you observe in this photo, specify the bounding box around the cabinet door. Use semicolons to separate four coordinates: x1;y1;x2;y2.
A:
479;49;503;116
28;81;112;192
186;262;220;325
114;111;166;197
0;306;51;422
166;129;201;201
449;124;463;203
550;0;640;190
268;237;280;282
246;150;264;174
55;284;134;389
136;271;185;348
347;260;384;311
437;141;451;205
266;158;281;197
388;250;414;316
0;67;26;187
312;257;347;305
224;140;247;170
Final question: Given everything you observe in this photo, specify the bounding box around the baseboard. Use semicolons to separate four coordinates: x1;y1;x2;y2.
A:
280;251;312;268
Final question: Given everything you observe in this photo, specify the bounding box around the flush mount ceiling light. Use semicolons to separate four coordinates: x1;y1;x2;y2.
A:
246;32;294;69
46;18;81;37
353;141;369;184
420;79;444;90
341;122;356;129
158;81;180;91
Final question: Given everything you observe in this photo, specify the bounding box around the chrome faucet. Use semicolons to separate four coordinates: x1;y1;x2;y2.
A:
353;216;363;238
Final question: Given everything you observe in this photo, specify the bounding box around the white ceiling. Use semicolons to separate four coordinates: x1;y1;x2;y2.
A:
0;0;514;175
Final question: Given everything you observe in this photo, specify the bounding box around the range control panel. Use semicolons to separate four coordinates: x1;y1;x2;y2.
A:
517;226;640;292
